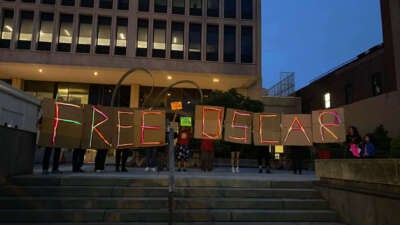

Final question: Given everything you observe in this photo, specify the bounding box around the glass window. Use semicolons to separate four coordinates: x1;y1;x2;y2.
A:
115;17;127;55
80;0;93;7
189;23;201;60
153;20;166;58
371;73;382;96
224;0;236;18
17;11;34;49
171;22;184;59
61;0;75;6
99;0;113;9
154;0;167;13
118;0;129;10
206;25;218;61
190;0;202;16
96;16;111;54
24;80;55;100
37;12;54;51
136;19;148;57
324;93;331;109
57;14;73;52
224;25;236;62
241;26;253;63
41;0;55;4
207;0;219;17
138;0;150;11
241;0;253;19
57;83;89;104
0;10;14;48
345;84;353;104
172;0;185;14
77;15;92;53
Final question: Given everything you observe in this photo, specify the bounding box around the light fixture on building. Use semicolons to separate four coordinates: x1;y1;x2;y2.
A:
172;37;177;44
167;93;171;97
5;25;13;32
63;29;71;36
167;75;173;80
38;68;43;73
212;78;220;83
187;100;191;104
93;71;99;76
119;33;126;40
324;92;331;109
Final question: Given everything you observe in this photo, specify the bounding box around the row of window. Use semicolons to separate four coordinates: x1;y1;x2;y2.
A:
0;9;254;63
4;0;254;19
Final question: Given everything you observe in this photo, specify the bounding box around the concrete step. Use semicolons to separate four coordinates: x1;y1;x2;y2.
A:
0;209;338;222
0;197;329;210
0;222;347;225
0;186;320;199
7;177;314;188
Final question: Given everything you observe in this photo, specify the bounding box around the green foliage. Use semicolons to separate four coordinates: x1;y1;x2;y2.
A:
390;137;400;158
371;125;392;158
204;89;264;112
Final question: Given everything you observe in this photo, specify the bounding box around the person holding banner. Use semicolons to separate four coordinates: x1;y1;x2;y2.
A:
72;148;86;173
115;149;129;172
176;127;192;172
94;149;108;172
346;126;362;158
230;143;242;173
256;146;271;174
200;139;215;172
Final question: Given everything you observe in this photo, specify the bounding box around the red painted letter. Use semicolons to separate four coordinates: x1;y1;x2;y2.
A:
202;106;223;139
229;110;251;143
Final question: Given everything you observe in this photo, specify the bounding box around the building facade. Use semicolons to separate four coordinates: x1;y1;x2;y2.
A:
0;0;261;109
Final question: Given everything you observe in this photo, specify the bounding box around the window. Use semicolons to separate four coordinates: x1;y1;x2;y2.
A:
96;16;111;54
57;83;89;104
241;0;253;19
24;80;55;100
57;14;73;52
190;0;202;16
99;0;113;9
224;25;236;62
206;25;218;61
224;0;236;18
115;18;127;55
77;15;92;53
241;26;253;63
41;0;55;4
80;0;93;7
153;20;166;58
207;0;219;17
171;22;184;59
138;0;150;11
17;11;34;49
154;0;167;13
118;0;129;10
371;73;382;96
61;0;75;6
345;84;353;104
136;19;148;57
324;92;331;109
172;0;185;14
0;10;14;48
37;12;54;51
189;23;201;60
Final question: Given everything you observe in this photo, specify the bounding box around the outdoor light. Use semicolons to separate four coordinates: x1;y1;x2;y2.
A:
324;92;331;109
167;93;171;97
119;33;126;40
63;29;71;36
38;68;43;73
167;75;173;80
5;25;13;32
187;100;191;104
212;78;220;83
93;72;99;76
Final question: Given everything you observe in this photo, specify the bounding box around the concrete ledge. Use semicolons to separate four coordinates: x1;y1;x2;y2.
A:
315;159;400;186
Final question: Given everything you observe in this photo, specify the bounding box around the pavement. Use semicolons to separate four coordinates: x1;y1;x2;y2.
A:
31;164;319;182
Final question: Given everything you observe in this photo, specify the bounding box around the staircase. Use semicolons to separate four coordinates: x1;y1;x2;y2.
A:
0;175;345;224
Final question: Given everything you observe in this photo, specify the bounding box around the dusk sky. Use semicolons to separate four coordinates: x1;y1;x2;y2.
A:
262;0;383;91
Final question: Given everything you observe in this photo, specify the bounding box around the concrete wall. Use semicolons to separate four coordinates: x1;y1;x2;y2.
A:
315;159;400;225
343;90;400;137
0;81;40;133
261;96;301;114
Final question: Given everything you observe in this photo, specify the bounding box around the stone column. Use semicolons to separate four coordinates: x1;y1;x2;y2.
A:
130;84;140;108
11;78;23;90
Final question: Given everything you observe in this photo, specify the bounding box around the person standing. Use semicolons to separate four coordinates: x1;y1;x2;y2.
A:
115;149;129;172
72;148;86;173
230;143;241;173
289;146;308;175
362;134;376;158
144;147;158;172
346;126;362;158
200;139;215;172
176;127;191;172
256;146;271;174
94;149;108;172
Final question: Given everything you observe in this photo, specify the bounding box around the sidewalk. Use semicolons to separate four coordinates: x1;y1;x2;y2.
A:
31;164;318;182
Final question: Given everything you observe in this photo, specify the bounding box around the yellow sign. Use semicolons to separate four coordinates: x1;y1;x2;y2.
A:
170;101;183;111
275;145;284;153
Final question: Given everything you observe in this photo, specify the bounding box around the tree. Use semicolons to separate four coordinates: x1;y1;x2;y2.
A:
204;89;264;112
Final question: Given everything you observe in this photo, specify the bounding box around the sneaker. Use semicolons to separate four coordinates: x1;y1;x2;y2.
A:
145;167;150;172
232;167;236;173
151;167;157;172
235;167;240;173
95;169;103;173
